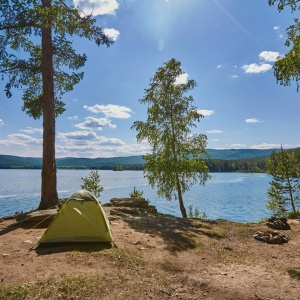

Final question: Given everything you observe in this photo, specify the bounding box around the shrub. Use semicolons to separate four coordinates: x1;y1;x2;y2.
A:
188;205;207;220
129;186;144;199
80;170;104;199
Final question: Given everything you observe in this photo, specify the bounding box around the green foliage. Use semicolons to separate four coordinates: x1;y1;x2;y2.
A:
286;210;300;219
187;205;208;220
132;58;210;218
80;171;104;199
287;268;300;280
113;165;124;171
0;0;113;118
268;0;300;91
129;186;144;199
266;146;300;216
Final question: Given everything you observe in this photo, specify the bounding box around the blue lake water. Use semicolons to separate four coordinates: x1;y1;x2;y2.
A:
0;170;272;222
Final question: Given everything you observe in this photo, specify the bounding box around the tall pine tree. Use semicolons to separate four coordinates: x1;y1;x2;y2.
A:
0;0;112;209
267;146;300;216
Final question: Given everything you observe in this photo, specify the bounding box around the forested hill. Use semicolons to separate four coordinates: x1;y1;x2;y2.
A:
204;149;278;160
0;149;280;170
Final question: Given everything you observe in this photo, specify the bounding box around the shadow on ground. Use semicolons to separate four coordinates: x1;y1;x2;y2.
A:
121;214;226;253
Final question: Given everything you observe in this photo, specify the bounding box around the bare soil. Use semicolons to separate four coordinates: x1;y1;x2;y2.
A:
1;208;300;300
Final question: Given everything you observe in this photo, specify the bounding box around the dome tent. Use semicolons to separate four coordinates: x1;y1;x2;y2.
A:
38;190;112;245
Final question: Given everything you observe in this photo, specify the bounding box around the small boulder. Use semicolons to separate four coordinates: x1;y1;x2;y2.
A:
266;217;291;230
254;230;289;244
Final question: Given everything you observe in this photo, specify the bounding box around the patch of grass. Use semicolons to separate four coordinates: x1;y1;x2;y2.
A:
217;247;248;264
288;268;300;280
226;223;261;241
0;272;173;300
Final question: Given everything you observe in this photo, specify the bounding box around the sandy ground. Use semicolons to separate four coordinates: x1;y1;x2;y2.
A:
1;208;300;300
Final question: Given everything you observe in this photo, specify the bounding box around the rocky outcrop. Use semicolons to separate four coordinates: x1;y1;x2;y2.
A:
15;209;58;222
266;217;291;230
105;198;157;217
254;230;289;244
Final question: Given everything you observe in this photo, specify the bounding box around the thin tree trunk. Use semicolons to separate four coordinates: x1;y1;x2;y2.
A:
38;0;58;209
168;97;188;218
287;177;297;213
175;173;187;218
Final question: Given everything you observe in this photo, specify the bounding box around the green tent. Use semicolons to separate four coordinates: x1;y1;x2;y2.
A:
39;190;112;245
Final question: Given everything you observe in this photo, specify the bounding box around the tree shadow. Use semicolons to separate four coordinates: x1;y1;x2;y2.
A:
122;214;226;253
0;219;49;236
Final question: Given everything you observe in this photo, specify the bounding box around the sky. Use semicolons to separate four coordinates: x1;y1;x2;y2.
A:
0;0;299;158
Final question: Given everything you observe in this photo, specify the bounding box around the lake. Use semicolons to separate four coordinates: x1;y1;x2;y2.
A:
0;170;272;222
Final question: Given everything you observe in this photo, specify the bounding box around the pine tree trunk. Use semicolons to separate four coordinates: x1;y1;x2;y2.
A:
287;177;297;213
38;0;58;210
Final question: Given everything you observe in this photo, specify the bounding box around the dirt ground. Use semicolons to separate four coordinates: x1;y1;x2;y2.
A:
1;207;300;300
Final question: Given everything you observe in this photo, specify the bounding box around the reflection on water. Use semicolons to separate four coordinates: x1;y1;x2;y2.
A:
0;170;271;222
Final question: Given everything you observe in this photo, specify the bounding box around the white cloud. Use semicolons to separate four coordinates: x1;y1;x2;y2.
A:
20;127;43;134
273;25;284;39
58;131;124;145
103;28;120;41
217;64;222;69
242;63;272;74
73;0;119;16
197;109;214;117
55;131;146;158
75;116;116;130
68;116;79;121
0;119;4;127
84;104;132;118
230;144;246;148
231;75;238;78
58;131;99;141
175;73;188;85
245;118;261;123
251;143;281;149
0;134;42;146
259;51;280;62
207;129;223;134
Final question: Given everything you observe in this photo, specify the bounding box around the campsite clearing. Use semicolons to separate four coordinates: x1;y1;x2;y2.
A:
1;207;300;300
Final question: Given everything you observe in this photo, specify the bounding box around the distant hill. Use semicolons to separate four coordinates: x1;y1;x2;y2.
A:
205;148;278;160
0;149;279;169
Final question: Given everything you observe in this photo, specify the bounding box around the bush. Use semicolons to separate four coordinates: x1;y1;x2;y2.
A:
129;186;144;199
188;205;207;220
80;170;104;199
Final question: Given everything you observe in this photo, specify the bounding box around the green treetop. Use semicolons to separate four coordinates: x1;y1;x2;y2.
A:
268;0;300;91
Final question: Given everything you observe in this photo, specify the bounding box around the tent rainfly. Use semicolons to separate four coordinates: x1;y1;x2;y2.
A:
38;190;112;245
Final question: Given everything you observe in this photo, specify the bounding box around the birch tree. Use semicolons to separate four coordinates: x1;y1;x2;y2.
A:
132;58;210;218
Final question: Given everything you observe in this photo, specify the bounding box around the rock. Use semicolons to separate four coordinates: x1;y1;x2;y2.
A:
23;240;33;244
108;198;158;218
110;198;150;208
254;230;289;244
266;217;291;230
15;209;58;226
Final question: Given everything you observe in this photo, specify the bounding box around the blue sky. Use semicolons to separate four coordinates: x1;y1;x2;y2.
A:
0;0;299;158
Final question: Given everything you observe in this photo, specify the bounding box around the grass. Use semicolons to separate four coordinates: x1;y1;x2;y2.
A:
217;247;248;264
0;271;173;300
287;268;300;280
